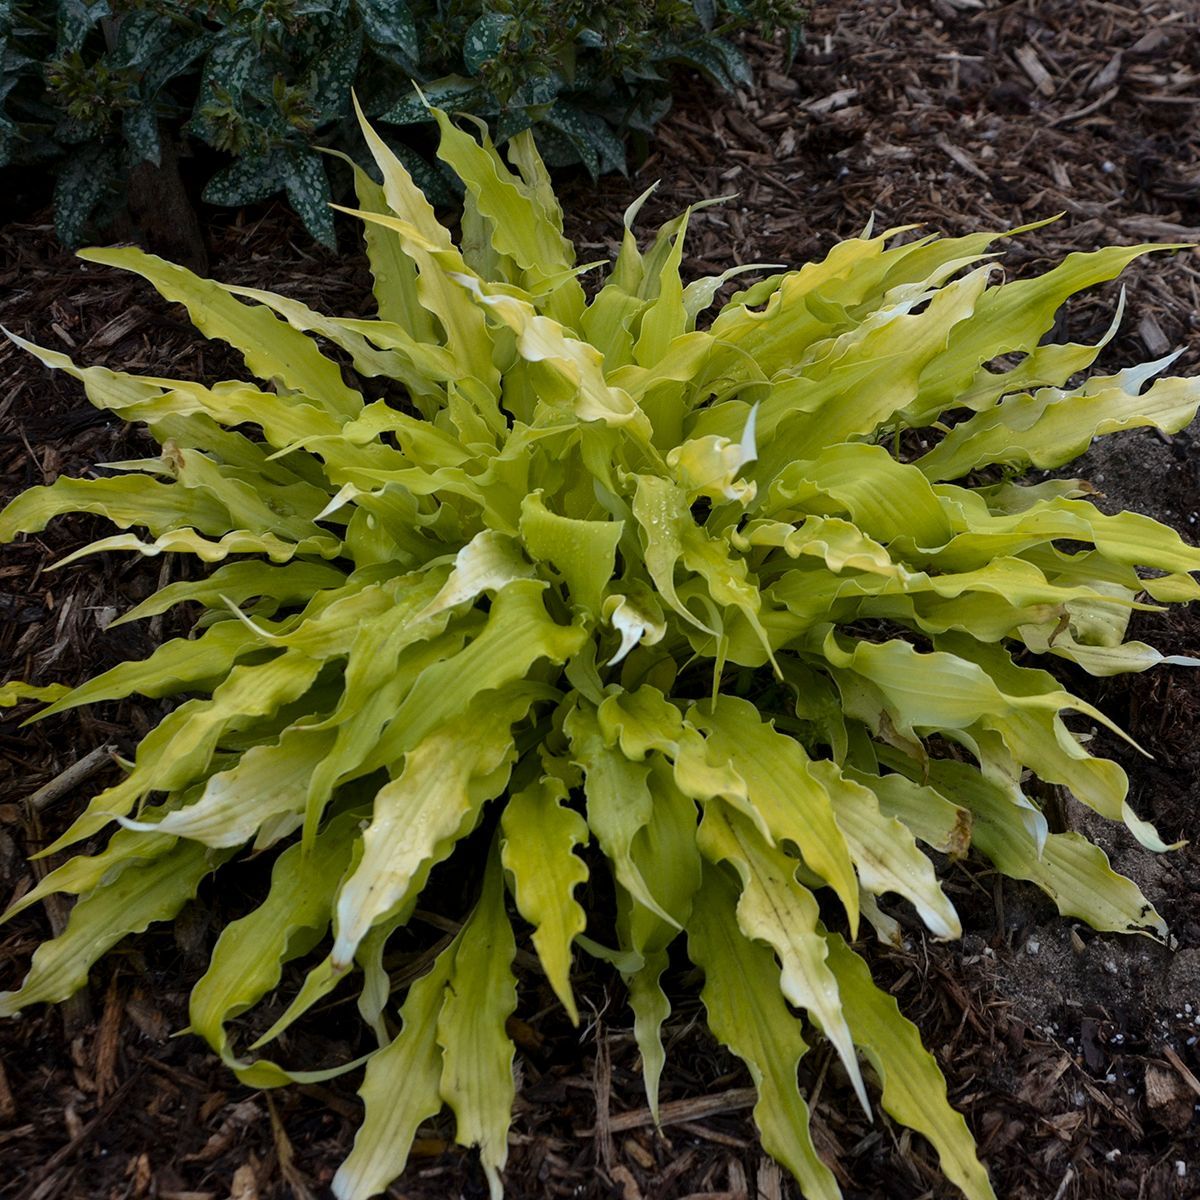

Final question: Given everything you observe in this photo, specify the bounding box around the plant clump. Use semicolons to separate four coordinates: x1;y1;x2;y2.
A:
1;0;805;246
2;102;1199;1200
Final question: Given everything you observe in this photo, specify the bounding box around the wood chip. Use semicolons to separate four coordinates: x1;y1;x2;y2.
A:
610;1163;644;1200
1139;312;1171;357
87;306;147;350
935;135;990;182
93;975;124;1101
185;1099;261;1163
50;321;76;348
1145;1062;1193;1131
127;1151;152;1199
1162;1044;1200;1101
1015;44;1056;98
1127;28;1172;58
756;1157;784;1200
1089;49;1124;96
804;88;858;115
624;1137;656;1170
725;109;772;151
727;1157;748;1196
0;1054;16;1121
125;994;170;1042
678;1121;750;1150
593;1029;615;1170
1120;216;1200;239
228;1163;259;1200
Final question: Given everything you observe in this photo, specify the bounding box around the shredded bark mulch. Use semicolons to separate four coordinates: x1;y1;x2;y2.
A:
3;2;1200;1198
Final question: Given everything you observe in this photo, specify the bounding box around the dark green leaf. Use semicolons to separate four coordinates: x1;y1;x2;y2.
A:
294;0;347;30
495;110;533;142
311;26;363;123
282;146;336;247
53;143;114;246
355;0;417;57
144;33;216;96
710;36;754;88
0;114;14;168
693;0;717;31
57;0;109;54
624;90;673;135
545;103;626;177
112;10;172;70
187;33;260;144
462;12;510;75
55;113;96;146
660;37;752;90
199;33;258;101
202;150;283;206
379;76;495;125
526;123;576;171
508;71;562;109
380;136;459;206
366;41;419;76
123;103;160;166
0;46;31;104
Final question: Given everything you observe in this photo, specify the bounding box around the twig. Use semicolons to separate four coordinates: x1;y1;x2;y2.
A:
29;744;118;812
1047;85;1120;127
575;1086;758;1136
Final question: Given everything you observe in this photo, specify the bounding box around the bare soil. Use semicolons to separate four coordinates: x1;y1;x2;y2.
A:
2;2;1200;1198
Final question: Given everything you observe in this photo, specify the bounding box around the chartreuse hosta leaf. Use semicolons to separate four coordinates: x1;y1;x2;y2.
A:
1;100;1197;1200
688;864;842;1200
500;768;589;1024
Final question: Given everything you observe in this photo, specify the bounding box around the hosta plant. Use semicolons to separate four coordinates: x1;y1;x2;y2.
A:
3;103;1200;1200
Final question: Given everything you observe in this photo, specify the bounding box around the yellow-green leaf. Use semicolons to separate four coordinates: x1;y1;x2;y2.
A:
437;846;517;1200
688;864;841;1200
501;772;589;1023
824;931;997;1200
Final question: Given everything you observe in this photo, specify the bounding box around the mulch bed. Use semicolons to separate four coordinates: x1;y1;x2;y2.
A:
3;1;1200;1197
